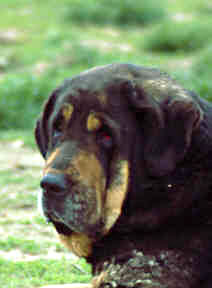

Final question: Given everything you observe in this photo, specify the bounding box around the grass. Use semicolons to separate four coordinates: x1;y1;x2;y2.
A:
1;0;212;287
0;237;49;254
192;45;212;77
0;258;91;288
1;0;212;130
145;18;212;53
0;73;54;130
64;0;166;26
0;130;36;148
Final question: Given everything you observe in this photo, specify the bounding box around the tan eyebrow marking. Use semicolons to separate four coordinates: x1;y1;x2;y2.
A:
87;112;102;132
62;103;74;124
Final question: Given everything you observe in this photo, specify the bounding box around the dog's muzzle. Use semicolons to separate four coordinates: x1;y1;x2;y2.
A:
40;170;104;239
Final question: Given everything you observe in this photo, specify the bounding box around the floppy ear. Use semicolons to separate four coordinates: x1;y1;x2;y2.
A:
124;79;203;177
34;89;59;159
35;119;46;158
145;98;203;177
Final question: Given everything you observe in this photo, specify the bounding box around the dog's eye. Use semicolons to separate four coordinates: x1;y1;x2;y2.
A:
52;116;63;146
53;130;62;139
52;130;62;147
97;126;113;149
53;113;65;133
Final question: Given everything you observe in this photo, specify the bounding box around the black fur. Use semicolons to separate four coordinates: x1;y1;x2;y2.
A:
35;63;212;287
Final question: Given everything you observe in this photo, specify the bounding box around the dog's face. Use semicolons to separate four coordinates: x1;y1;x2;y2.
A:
35;64;203;257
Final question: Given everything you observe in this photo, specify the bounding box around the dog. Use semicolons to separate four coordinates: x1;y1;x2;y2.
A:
35;63;212;288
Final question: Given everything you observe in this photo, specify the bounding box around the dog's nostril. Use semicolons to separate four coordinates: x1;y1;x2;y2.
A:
40;173;67;196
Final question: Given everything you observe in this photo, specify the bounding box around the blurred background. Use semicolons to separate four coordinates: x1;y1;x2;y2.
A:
1;0;212;132
1;0;212;287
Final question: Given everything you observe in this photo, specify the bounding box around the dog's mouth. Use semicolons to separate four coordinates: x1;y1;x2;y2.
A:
51;219;73;236
44;210;73;236
48;216;104;241
46;211;94;258
40;181;103;237
45;204;104;239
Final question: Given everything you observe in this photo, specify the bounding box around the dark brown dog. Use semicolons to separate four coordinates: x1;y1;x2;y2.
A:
35;63;212;288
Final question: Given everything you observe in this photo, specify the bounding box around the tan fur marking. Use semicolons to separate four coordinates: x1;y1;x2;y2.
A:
43;167;63;176
62;103;74;123
66;151;106;218
92;272;107;288
43;148;61;175
59;233;93;257
104;160;129;233
97;93;107;106
87;113;102;132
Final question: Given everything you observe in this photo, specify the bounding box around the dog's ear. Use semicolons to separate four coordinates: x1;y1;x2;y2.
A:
144;97;203;177
35;119;46;158
34;89;59;159
123;78;203;177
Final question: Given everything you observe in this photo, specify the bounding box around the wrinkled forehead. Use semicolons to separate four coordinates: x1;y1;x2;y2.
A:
55;71;124;112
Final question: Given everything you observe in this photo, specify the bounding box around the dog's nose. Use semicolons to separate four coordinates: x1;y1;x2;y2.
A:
40;173;67;196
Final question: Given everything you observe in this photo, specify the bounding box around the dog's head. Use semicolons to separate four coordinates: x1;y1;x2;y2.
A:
35;63;203;257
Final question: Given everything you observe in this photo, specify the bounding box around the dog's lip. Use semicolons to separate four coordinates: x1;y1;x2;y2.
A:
46;213;73;236
52;219;73;236
47;211;104;239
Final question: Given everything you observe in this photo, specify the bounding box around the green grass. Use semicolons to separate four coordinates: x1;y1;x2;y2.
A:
2;0;212;131
63;0;166;26
171;45;212;102
0;130;36;148
1;0;212;130
0;258;92;288
0;73;54;130
192;45;212;77
0;169;38;187
145;18;212;53
0;237;49;254
196;1;212;14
